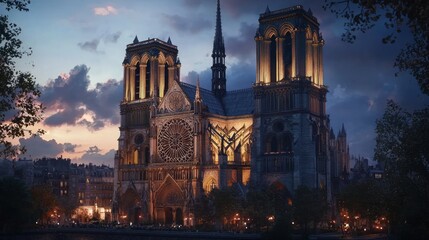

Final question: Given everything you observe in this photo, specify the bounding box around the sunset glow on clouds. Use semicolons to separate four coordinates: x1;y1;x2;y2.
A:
8;0;428;166
93;5;118;16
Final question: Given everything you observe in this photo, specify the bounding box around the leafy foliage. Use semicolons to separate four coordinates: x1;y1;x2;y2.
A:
374;100;429;238
208;186;243;228
0;177;33;233
0;0;44;158
292;186;327;236
30;184;56;225
338;178;386;232
324;0;429;94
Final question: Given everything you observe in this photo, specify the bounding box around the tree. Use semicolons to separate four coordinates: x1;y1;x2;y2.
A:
244;186;274;231
57;195;77;223
194;193;215;230
374;100;429;238
324;0;429;95
30;184;56;225
338;179;386;233
208;186;243;230
293;186;327;237
0;178;33;233
0;0;44;158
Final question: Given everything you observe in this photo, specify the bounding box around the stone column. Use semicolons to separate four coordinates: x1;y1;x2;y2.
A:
139;64;145;98
141;64;147;98
123;65;128;101
129;66;136;101
319;40;324;85
277;37;284;81
255;36;262;84
305;37;313;81
312;41;319;85
291;31;296;78
263;40;271;84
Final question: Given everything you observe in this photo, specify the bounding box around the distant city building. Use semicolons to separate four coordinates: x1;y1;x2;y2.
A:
329;124;351;194
0;159;14;179
350;156;384;181
0;157;113;222
113;2;351;226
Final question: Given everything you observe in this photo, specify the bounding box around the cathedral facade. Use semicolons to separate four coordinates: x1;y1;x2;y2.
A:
113;2;337;225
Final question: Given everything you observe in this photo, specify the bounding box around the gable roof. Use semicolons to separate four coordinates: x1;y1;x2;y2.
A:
179;82;253;116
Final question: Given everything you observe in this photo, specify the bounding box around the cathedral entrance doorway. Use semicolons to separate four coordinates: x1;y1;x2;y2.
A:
164;207;173;224
155;176;185;225
120;187;140;224
176;208;183;225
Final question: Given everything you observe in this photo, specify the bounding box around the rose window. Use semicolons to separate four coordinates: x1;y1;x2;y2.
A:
158;118;193;163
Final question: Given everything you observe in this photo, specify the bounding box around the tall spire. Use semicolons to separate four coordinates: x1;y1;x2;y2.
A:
196;77;201;100
211;0;226;97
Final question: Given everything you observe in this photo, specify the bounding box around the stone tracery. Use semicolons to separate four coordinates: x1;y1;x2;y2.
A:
158;118;194;163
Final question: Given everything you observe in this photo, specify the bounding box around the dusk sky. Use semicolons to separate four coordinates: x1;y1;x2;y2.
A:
7;0;429;166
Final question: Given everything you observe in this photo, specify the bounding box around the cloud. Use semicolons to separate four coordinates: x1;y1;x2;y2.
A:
103;31;121;43
78;39;103;53
18;136;114;166
225;22;257;61
86;146;101;154
19;135;64;159
162;14;212;34
94;5;118;16
77;147;115;166
78;32;121;53
64;143;79;153
41;65;123;131
181;61;255;92
182;0;203;7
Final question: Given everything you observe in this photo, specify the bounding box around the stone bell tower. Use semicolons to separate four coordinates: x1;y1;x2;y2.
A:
252;6;330;197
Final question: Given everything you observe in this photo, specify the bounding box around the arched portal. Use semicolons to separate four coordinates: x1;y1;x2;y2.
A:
155;176;185;224
120;187;140;224
176;208;184;225
165;207;173;225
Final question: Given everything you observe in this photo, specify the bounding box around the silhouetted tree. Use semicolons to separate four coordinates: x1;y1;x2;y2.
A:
0;178;33;233
0;0;44;158
324;0;429;94
57;195;77;223
374;100;429;238
194;193;215;230
338;179;386;233
208;186;243;230
30;184;56;225
244;186;274;231
293;186;327;238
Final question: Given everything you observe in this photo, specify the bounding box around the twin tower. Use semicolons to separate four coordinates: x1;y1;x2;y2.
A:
114;2;330;225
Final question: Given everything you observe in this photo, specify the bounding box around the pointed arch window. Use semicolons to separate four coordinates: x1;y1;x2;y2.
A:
144;147;150;165
283;32;292;79
281;132;293;153
270;35;277;83
133;149;139;164
164;63;169;95
145;61;151;98
135;62;140;100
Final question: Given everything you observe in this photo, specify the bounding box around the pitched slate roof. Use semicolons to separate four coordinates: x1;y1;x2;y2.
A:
222;88;254;116
179;82;253;116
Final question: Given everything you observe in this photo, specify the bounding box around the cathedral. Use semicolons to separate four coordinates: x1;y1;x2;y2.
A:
113;1;348;225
